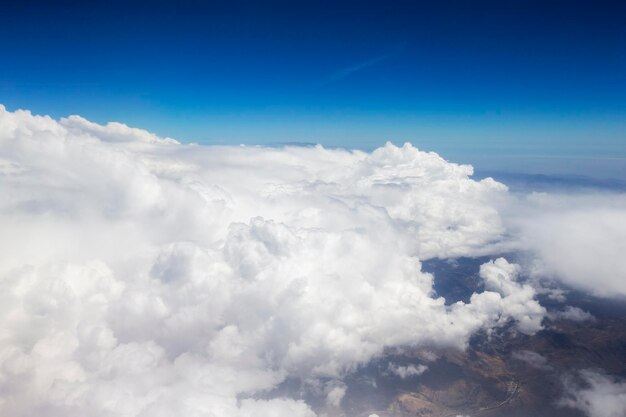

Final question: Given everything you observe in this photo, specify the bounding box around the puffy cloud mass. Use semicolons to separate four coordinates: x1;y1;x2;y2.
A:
386;363;428;379
0;105;580;417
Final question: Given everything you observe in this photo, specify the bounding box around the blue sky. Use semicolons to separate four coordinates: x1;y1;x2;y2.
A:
1;0;625;177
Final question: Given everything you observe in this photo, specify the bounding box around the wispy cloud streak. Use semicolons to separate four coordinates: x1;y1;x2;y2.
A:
326;45;405;83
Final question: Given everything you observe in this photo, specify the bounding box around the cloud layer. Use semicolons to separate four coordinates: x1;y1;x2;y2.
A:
510;192;626;299
0;105;555;416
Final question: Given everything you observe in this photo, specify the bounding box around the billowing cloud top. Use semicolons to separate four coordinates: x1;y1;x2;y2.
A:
0;105;615;416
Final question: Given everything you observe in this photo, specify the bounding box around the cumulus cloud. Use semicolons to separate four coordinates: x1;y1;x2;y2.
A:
477;258;546;334
560;370;626;417
0;105;550;416
386;363;428;379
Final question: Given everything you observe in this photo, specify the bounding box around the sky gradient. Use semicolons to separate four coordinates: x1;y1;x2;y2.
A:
1;0;625;177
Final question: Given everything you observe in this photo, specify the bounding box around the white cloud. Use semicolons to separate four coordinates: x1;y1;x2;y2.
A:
512;350;552;370
324;381;348;407
387;363;428;379
509;192;626;299
560;370;626;417
475;258;546;334
549;306;595;322
0;104;560;417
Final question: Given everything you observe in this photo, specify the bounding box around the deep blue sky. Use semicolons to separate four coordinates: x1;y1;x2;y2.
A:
1;0;625;177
